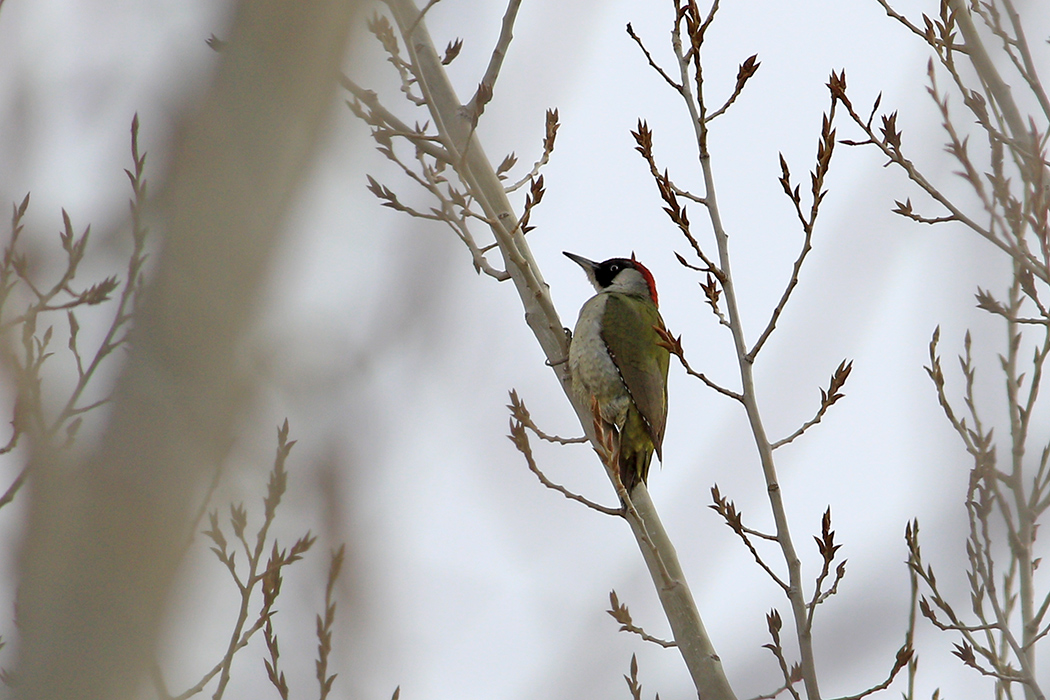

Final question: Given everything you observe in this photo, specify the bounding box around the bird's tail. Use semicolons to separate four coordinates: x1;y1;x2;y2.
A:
618;409;655;493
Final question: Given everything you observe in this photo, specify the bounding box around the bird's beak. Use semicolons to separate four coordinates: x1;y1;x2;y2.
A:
563;251;599;272
564;251;603;292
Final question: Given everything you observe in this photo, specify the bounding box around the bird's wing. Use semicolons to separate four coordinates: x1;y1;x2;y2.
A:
600;293;670;455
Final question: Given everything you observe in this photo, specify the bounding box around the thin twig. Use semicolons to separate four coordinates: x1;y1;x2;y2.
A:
710;486;789;591
504;109;559;194
827;644;914;700
507;389;588;444
608;590;678;648
749;104;837;362
762;609;802;700
507;418;622;517
466;0;522;117
834;78;1050;285
706;54;760;122
747;680;800;700
342;74;452;163
655;327;744;402
626;23;682;92
771;361;852;450
316;545;344;700
0;463;28;511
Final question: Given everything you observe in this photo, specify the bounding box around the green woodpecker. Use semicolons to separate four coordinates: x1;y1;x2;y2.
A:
564;252;670;492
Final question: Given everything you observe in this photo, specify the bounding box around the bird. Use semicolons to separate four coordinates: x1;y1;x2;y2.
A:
564;251;670;492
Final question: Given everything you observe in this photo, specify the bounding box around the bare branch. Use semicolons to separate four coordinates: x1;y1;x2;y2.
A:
507;417;622;517
806;508;847;629
466;0;522;117
315;545;344;700
710;486;789;591
706;55;760;122
0;463;28;512
342;75;452;163
999;0;1050;123
507;389;587;444
749;104;837;362
835;72;1050;284
946;0;1032;151
626;23;682;92
873;0;964;50
631;121;719;273
746;680;801;700
657;3;822;694
358;3;739;696
771;360;853;450
827;643;914;700
504;109;560;193
655;327;743;402
761;609;802;700
608;590;677;648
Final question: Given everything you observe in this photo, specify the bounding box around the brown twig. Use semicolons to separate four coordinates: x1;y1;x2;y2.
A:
827;644;914;700
608;590;678;648
507;416;622;517
749;104;837;362
710;486;788;591
173;423;315;700
626;23;682;92
706;55;760;122
804;509;847;628
315;545;344;700
659;3;822;695
762;609;803;700
655;327;743;402
507;389;587;444
771;361;852;450
623;654;645;700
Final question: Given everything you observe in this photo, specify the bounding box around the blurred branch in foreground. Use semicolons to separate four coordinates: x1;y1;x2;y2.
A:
12;2;359;699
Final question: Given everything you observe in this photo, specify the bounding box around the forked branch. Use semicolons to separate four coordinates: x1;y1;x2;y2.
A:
507;403;622;518
352;3;738;696
608;590;677;648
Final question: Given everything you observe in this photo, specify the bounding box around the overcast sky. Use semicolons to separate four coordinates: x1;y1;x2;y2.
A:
2;0;1049;698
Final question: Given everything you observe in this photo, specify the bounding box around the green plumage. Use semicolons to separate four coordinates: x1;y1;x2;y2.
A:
599;293;670;489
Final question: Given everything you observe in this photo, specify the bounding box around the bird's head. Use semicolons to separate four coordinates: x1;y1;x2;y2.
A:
563;251;659;306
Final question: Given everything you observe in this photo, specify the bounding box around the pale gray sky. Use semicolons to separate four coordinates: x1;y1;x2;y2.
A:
1;0;1047;698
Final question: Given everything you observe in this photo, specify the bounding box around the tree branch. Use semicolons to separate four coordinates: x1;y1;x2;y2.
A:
375;3;737;697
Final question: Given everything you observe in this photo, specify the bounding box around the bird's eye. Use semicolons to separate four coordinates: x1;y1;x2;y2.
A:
610;264;620;273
